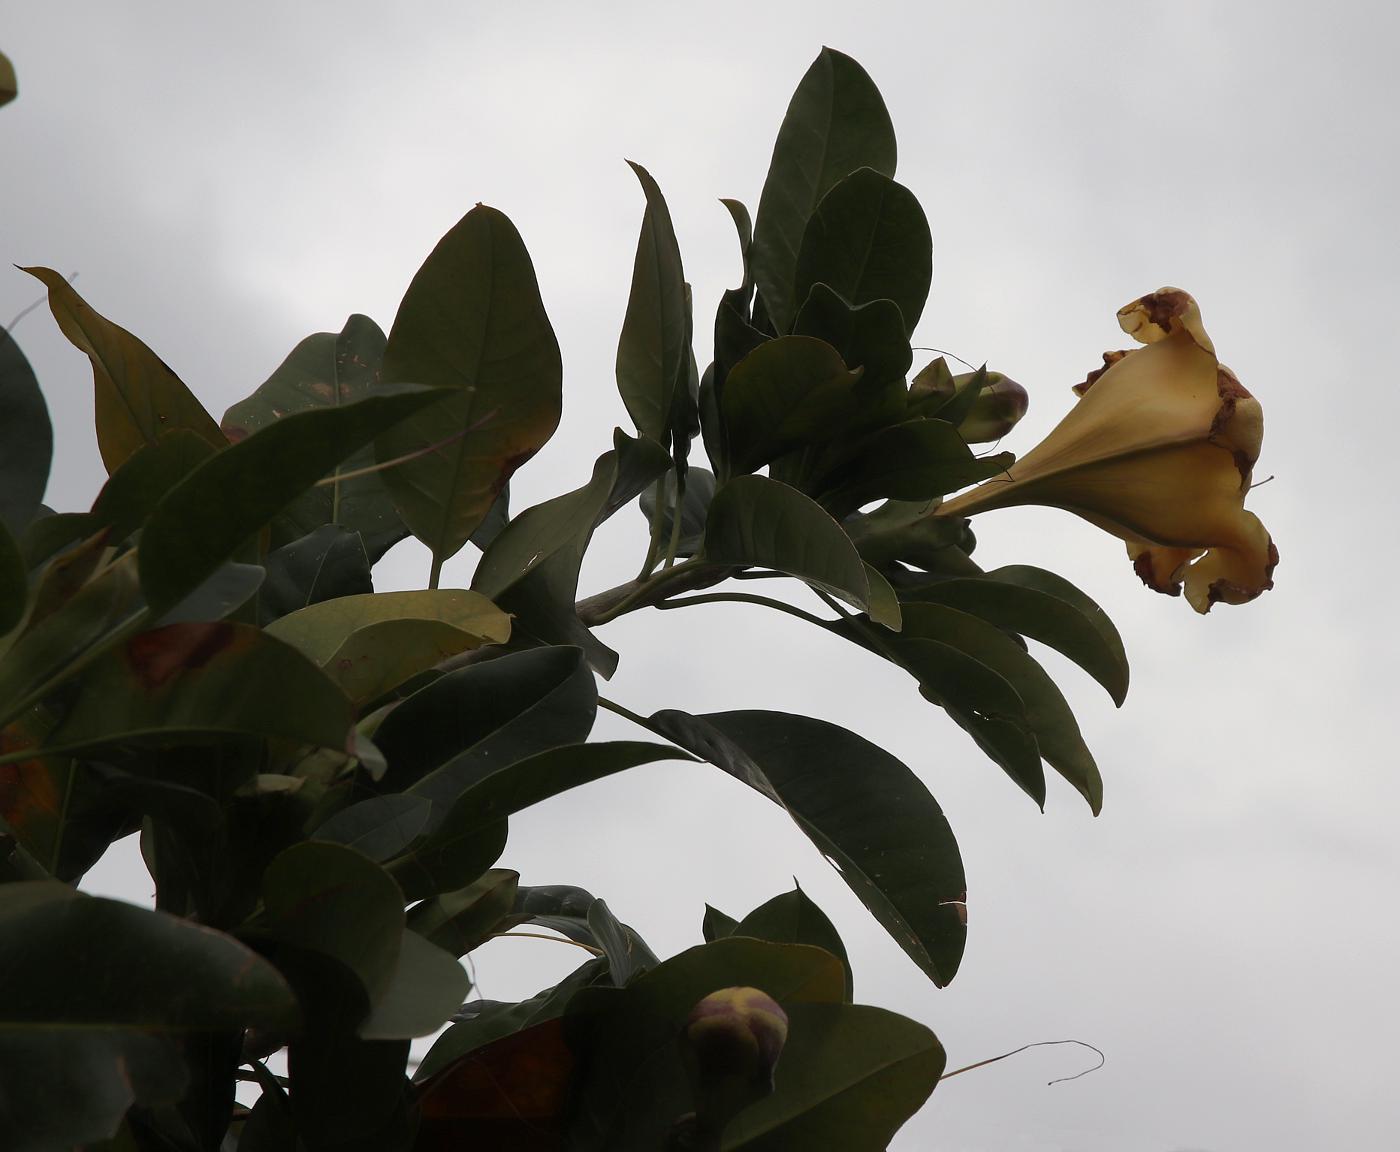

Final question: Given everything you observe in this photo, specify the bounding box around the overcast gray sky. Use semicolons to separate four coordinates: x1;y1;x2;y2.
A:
6;2;1398;1148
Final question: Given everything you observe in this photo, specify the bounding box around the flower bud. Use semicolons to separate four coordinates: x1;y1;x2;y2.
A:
954;371;1029;443
680;986;789;1134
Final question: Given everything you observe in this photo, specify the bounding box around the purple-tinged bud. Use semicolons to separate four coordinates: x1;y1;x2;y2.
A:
956;371;1029;443
680;987;789;1137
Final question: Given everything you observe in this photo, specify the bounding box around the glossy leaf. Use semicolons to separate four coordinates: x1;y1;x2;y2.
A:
616;161;690;447
794;168;932;337
649;710;968;987
23;268;224;472
723;1003;944;1150
899;603;1102;812
372;646;597;801
258;523;373;624
33;622;354;760
313;794;433;862
704;475;899;628
139;381;442;615
408;867;519;957
883;633;1046;807
734;886;853;1001
750;48;897;334
263;841;404;1008
565;938;845;1150
908;565;1130;706
720;336;864;476
222;314;409;561
810;420;1014;518
376;205;563;567
792;284;912;391
473;430;670;676
359;929;471;1040
0;326;52;534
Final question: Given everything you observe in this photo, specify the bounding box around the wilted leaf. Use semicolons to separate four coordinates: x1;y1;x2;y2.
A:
22;268;224;473
376;205;563;571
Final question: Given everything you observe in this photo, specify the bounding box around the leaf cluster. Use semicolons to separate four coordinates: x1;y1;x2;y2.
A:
0;48;1127;1150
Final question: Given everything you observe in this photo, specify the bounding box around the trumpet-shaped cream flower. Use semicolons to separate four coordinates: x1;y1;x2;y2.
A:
938;288;1277;613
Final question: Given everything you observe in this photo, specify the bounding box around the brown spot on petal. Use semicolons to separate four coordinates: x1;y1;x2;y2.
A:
1120;287;1192;338
125;623;237;690
1073;350;1131;397
1133;550;1183;595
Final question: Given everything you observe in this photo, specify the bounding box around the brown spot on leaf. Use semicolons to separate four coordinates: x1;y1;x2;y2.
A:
125;623;238;690
309;380;334;399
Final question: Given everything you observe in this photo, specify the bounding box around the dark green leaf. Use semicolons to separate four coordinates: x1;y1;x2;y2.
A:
702;904;738;942
0;1030;185;1152
384;818;507;904
313;794;433;862
0;553;143;728
154;562;265;626
415;958;609;1081
390;742;685;901
0;521;23;637
0;326;52;534
35;622;353;760
719;336;864;476
472;430;670;677
376;205;563;567
565;938;845;1151
734;886;853;1001
810;420;1014;518
359;929;471;1040
880;633;1046;807
407;867;519;957
898;603;1102;812
21;510;94;569
23;267;225;473
587;896;659;986
263;841;404;1008
638;466;715;559
703;475;899;628
470;485;511;551
222;315;410;562
723;1003;944;1150
792;283;912;391
907;565;1130;706
648;710;967;987
616;161;690;448
139;382;441;615
794;168;932;337
0;881;298;1030
89;430;217;544
750;49;897;334
258;524;374;624
287;1034;414;1152
372;646;597;802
